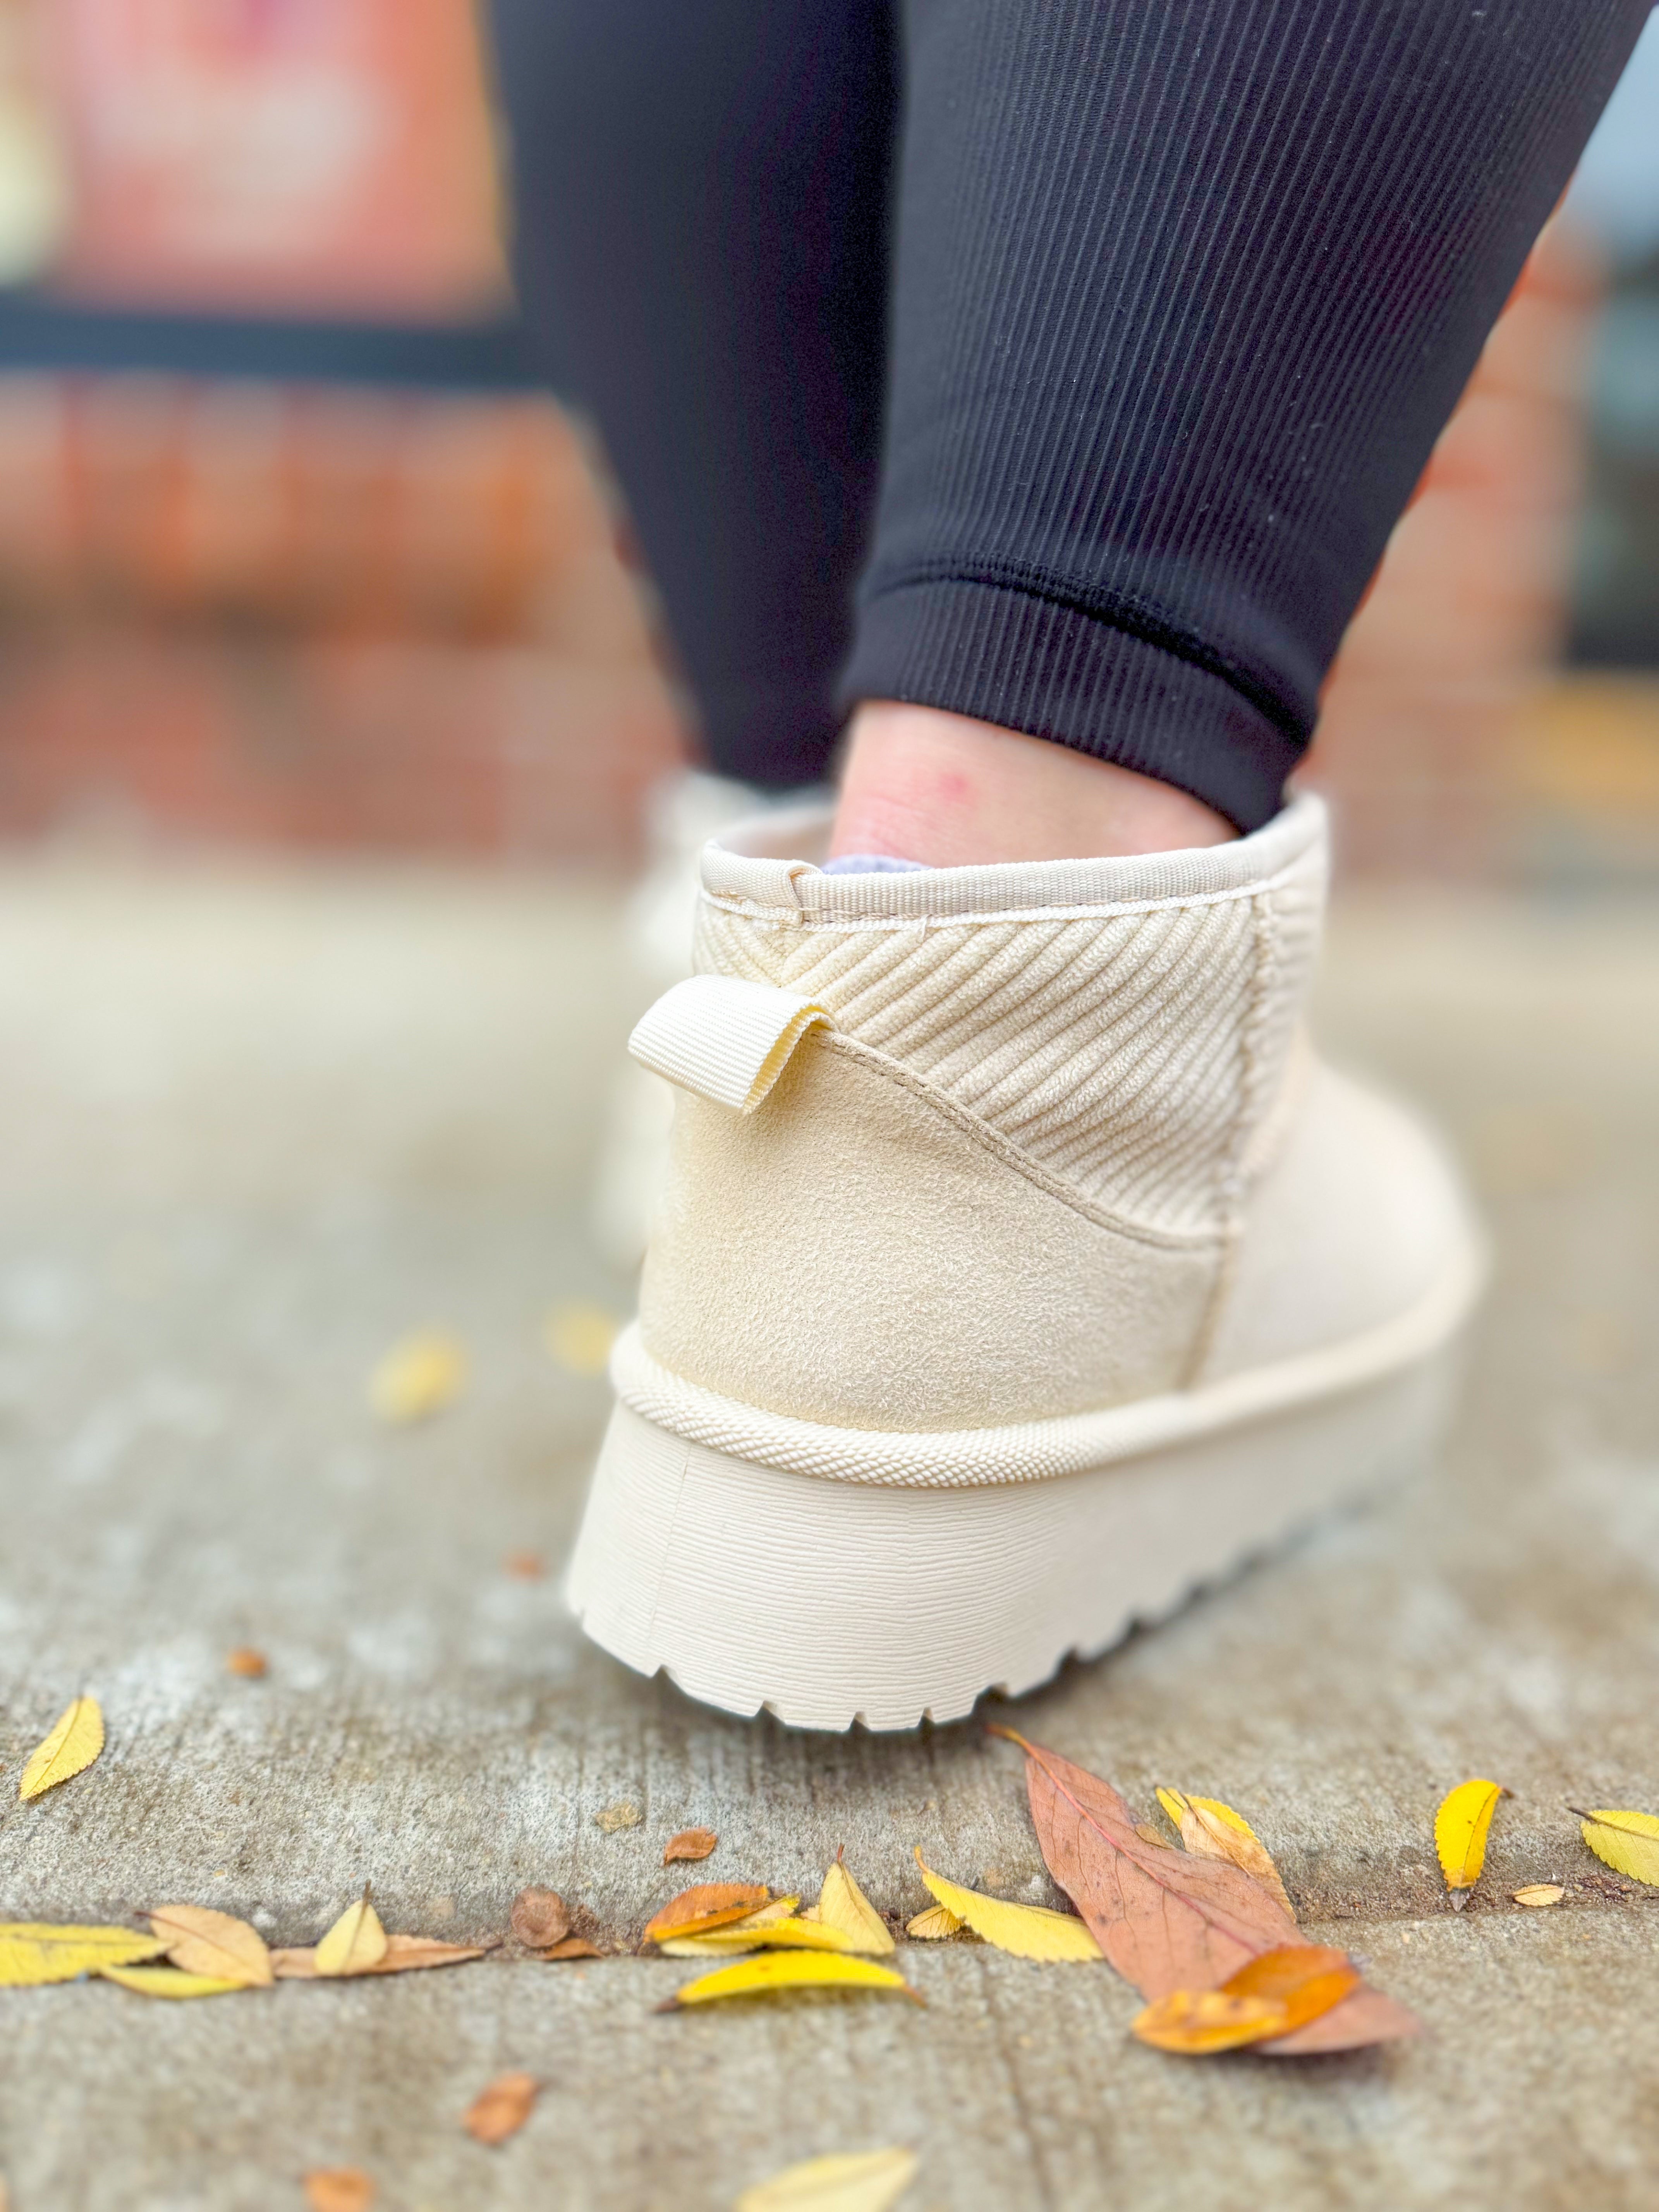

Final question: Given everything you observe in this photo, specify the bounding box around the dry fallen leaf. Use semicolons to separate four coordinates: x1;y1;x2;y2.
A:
314;1889;388;1977
368;1330;466;1424
905;1904;968;1941
149;1905;274;1987
303;2169;375;2212
1512;1884;1565;1908
0;1923;167;1986
655;1898;802;1955
1575;1808;1659;1887
225;1647;268;1678
464;2071;539;2146
816;1859;896;1957
539;1935;604;1960
1435;1779;1508;1904
273;1930;480;1978
735;2145;920;2212
658;1918;859;1960
997;1728;1419;2054
98;1963;252;2000
1156;1787;1296;1917
644;1883;770;1943
19;1696;105;1802
1132;1943;1360;2055
510;1887;570;1948
913;1849;1101;1962
596;1800;642;1834
660;1951;922;2009
545;1301;620;1377
359;1934;490;1975
664;1827;719;1865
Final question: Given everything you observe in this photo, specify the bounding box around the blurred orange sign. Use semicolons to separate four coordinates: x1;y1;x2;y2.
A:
45;0;507;317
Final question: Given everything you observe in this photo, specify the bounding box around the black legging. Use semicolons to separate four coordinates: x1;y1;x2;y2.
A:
491;0;1647;830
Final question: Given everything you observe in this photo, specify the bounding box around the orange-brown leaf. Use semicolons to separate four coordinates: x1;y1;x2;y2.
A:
225;1647;267;1678
302;2171;374;2212
539;1935;604;1960
1001;1730;1297;1997
997;1729;1421;2055
663;1828;718;1865
643;1884;769;1942
464;2072;538;2146
509;1887;570;1948
1133;1945;1362;2055
1133;1987;1290;2053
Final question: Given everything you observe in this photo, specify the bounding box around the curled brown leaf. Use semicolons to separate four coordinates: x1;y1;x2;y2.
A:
510;1887;570;1948
663;1828;718;1864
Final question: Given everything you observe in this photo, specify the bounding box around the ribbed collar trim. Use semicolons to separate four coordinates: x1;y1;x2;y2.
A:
702;792;1324;920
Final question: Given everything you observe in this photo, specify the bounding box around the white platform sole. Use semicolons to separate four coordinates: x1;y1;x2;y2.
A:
567;1343;1462;1732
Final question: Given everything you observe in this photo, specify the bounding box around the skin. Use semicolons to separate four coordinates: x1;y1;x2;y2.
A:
831;702;1236;867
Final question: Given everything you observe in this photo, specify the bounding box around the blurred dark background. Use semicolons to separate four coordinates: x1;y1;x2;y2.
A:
0;0;1652;881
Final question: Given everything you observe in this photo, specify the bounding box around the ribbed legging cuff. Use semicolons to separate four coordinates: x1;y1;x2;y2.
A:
839;577;1302;834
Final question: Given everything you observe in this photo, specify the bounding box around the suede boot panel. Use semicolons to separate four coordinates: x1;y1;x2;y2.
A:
638;1034;1219;1432
1200;1061;1478;1382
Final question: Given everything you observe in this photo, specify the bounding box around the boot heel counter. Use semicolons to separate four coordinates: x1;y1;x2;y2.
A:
638;1034;1219;1432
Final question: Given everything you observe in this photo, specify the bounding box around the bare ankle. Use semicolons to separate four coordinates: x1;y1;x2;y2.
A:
831;704;1237;867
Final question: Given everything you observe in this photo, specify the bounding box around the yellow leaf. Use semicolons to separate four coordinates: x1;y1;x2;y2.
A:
314;1888;388;1975
1576;1808;1659;1887
1512;1884;1565;1908
816;1860;896;1956
1155;1787;1296;1918
368;1331;466;1423
148;1904;273;1987
1434;1779;1508;1899
0;1923;166;1986
660;1952;922;2008
736;2146;920;2212
657;1919;860;1960
912;1849;1101;1963
905;1904;967;1941
19;1696;104;1801
545;1301;619;1377
96;1964;251;1999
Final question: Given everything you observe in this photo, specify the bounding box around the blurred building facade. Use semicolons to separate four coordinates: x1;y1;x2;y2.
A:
0;0;1649;878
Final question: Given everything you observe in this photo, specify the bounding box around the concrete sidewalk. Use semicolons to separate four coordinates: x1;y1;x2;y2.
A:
0;862;1655;2210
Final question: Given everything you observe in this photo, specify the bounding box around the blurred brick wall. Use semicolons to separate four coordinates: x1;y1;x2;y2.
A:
0;382;686;860
1305;221;1607;879
0;216;1644;877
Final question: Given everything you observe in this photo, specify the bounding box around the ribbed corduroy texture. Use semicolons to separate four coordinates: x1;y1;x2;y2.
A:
696;797;1325;1236
496;0;1644;816
842;0;1648;826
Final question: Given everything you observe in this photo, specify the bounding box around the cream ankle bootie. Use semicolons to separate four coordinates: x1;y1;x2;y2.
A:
569;794;1484;1730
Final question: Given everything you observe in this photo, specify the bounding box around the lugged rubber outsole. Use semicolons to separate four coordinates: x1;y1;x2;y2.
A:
566;1344;1462;1732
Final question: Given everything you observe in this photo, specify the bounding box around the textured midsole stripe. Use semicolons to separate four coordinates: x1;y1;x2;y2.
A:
610;1230;1486;1490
